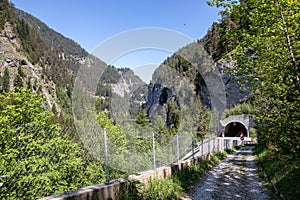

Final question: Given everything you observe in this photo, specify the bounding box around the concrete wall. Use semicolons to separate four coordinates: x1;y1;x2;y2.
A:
39;154;212;200
40;137;240;200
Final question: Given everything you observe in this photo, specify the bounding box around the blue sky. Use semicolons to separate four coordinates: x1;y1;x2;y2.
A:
12;0;221;82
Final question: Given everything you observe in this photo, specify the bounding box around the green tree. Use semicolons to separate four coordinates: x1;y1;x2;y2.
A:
152;114;169;135
2;67;10;92
136;109;149;128
97;111;128;150
207;0;300;155
0;89;105;199
17;64;25;77
166;97;180;132
13;74;23;90
26;76;32;89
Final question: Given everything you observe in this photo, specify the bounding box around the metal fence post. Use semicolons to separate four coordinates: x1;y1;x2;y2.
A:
208;138;211;154
103;128;110;184
152;132;156;170
192;136;194;160
201;137;204;157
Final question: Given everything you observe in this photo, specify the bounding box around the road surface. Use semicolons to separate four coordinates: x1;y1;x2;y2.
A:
183;146;271;200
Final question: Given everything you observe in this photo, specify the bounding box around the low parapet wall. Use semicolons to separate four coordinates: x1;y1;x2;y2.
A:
40;154;212;200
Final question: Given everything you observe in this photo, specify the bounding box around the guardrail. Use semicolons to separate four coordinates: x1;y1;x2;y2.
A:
180;136;244;161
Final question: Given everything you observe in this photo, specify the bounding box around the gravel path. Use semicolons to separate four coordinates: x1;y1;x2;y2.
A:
183;146;271;200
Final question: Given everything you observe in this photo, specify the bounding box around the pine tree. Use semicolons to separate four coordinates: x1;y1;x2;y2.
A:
17;64;24;77
13;74;23;90
2;67;10;92
136;109;149;127
26;76;32;89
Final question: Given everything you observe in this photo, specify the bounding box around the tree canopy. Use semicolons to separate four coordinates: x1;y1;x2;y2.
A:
0;89;106;199
207;0;300;155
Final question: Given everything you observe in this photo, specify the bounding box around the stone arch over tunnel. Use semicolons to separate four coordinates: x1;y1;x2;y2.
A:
220;114;252;137
224;122;247;137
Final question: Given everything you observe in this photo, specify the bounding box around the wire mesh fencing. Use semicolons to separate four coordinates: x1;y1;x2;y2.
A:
0;125;110;200
0;124;242;199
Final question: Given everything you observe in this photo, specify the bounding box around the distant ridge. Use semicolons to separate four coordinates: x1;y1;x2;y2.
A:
15;8;88;58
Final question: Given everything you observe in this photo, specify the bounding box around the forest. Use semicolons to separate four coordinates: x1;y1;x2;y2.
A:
0;0;299;199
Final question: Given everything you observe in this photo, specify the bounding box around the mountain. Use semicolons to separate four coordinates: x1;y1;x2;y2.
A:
0;1;147;126
0;0;247;134
15;8;88;58
145;37;249;135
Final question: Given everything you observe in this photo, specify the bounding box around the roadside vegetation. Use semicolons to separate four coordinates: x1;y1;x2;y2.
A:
120;148;235;200
208;0;300;198
255;145;300;200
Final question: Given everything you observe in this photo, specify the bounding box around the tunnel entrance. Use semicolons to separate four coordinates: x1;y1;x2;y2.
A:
224;122;247;137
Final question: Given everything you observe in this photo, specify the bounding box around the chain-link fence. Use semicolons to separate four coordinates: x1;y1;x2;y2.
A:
1;125;112;200
0;124;241;200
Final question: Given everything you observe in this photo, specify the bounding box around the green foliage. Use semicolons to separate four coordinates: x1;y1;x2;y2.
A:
121;151;230;199
0;89;109;199
152;114;169;135
0;0;15;30
97;112;156;172
15;8;88;58
196;98;211;138
26;76;31;89
255;145;300;200
136;109;149;128
17;64;25;77
2;67;9;92
95;83;112;97
56;86;72;113
166;97;181;131
224;102;255;118
4;1;81;115
208;0;300;156
97;111;128;150
99;65;122;84
142;177;183;200
13;74;23;90
0;88;51;125
120;180;144;200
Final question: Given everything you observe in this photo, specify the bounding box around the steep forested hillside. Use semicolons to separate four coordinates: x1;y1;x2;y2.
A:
15;8;88;58
0;1;147;125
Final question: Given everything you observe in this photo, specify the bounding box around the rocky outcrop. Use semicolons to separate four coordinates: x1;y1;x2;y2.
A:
146;62;249;112
145;42;249;133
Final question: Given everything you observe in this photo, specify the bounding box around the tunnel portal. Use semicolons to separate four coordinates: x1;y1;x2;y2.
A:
224;122;247;137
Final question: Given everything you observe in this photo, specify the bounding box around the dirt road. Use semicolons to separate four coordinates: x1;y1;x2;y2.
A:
184;146;271;200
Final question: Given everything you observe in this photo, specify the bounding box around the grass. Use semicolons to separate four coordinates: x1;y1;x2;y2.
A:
254;145;300;200
120;148;235;200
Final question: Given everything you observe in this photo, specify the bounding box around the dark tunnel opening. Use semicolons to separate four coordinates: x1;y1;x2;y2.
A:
223;122;247;137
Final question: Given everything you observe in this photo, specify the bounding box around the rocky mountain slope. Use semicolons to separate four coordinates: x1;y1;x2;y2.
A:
145;40;249;134
0;0;248;132
0;1;147;124
15;8;88;58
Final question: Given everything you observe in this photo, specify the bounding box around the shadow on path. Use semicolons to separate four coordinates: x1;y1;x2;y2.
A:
184;146;271;200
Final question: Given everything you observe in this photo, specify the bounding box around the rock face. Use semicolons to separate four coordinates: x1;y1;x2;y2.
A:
216;62;250;108
146;62;249;111
0;22;59;112
110;69;148;120
145;42;249;132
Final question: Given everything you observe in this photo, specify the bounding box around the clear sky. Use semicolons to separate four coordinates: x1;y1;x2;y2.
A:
12;0;221;82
